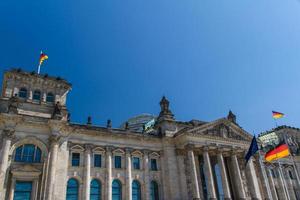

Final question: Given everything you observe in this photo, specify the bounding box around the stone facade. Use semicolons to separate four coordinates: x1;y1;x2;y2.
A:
0;69;299;200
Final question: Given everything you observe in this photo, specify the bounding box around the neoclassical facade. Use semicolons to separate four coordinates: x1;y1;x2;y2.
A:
0;69;299;200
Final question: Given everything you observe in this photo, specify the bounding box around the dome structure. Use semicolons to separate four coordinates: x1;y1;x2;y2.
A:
120;114;156;133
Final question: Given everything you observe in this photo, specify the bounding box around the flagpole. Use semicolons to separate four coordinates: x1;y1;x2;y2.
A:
258;150;273;200
278;159;291;200
37;64;41;74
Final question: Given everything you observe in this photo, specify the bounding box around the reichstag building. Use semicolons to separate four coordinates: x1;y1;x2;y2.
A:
0;69;299;200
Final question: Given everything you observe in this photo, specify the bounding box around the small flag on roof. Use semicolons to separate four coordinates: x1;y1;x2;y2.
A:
38;51;48;74
272;111;284;119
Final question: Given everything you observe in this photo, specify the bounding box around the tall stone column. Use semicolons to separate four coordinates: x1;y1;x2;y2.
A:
186;145;200;200
126;148;132;200
245;158;262;199
46;135;60;200
203;148;217;199
267;168;279;200
83;144;92;200
143;150;150;200
231;153;246;199
217;151;231;200
0;129;14;200
106;147;113;200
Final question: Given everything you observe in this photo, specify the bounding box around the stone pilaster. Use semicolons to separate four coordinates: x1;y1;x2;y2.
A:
0;129;14;200
46;135;60;200
186;145;200;200
106;146;113;200
176;149;188;200
126;148;132;200
83;144;92;200
231;153;246;199
8;177;16;200
245;158;262;199
143;150;150;200
217;151;231;200
203;148;217;199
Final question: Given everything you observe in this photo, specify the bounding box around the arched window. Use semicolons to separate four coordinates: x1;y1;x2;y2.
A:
132;180;141;200
19;88;27;98
150;181;159;200
112;179;121;200
33;90;41;101
90;179;101;200
14;144;42;163
66;178;79;200
46;92;54;103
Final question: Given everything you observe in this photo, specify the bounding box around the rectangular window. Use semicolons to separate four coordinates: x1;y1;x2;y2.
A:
133;157;140;170
14;181;32;200
72;153;80;166
115;156;122;168
150;159;158;171
94;154;101;167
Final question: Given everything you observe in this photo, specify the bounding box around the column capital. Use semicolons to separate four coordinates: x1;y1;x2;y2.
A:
106;146;114;153
48;134;61;146
85;144;93;151
176;149;186;156
125;147;133;154
2;129;15;139
185;144;195;151
143;149;151;155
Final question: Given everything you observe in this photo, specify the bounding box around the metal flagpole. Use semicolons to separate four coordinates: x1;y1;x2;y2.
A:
37;64;41;74
278;159;291;200
258;151;273;200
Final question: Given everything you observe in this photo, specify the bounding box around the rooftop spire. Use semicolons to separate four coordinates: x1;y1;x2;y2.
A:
158;96;174;122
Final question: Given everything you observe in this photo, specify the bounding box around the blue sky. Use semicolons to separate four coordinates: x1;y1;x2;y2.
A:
1;0;300;134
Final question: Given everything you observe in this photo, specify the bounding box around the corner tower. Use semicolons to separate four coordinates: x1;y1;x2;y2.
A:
0;69;72;120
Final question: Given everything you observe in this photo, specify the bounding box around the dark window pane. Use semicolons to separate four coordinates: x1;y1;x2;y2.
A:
90;179;101;200
94;154;101;167
23;144;35;163
19;88;27;98
33;90;41;101
151;159;158;171
72;153;80;166
115;156;121;169
14;181;32;200
46;93;54;103
35;147;42;162
150;181;159;200
112;180;121;200
133;157;140;170
15;146;23;162
132;180;141;200
66;179;78;200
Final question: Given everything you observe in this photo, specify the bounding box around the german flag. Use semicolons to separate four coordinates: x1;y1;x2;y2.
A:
272;111;284;119
39;51;48;66
265;143;290;162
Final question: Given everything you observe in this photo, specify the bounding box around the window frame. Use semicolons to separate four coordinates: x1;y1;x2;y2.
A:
114;155;122;169
90;179;101;200
133;157;140;170
94;154;102;168
66;178;79;200
46;92;55;103
150;159;158;171
72;153;80;167
32;90;41;102
19;87;28;99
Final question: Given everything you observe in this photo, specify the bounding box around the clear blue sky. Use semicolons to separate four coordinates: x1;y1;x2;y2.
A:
1;0;300;134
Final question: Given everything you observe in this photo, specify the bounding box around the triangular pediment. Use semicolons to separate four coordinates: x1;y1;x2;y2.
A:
186;118;252;141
